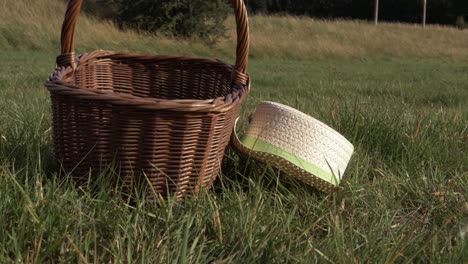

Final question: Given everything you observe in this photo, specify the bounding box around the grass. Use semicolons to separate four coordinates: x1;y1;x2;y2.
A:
0;0;467;263
2;0;468;60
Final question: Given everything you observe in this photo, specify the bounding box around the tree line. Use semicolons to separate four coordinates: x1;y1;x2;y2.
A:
80;0;467;43
245;0;468;26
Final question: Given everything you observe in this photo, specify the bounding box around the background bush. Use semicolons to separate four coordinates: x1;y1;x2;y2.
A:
82;0;468;35
455;15;466;29
83;0;230;44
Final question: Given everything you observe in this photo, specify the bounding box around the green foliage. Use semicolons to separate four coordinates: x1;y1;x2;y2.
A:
456;15;466;29
82;0;120;20
115;0;230;43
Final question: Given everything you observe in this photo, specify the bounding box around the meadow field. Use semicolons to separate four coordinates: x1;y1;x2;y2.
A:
0;0;467;262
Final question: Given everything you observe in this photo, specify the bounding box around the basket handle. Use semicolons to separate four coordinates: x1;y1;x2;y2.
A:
57;0;250;84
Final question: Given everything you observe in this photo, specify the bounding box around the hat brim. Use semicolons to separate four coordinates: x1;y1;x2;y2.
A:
231;119;341;193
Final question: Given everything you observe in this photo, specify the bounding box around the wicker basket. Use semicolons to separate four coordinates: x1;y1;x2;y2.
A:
232;102;354;192
45;0;250;199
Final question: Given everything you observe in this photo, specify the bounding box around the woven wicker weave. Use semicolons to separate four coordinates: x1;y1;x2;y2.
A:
45;0;250;200
232;102;354;192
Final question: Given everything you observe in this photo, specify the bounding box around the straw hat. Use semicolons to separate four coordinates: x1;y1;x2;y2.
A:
232;102;354;192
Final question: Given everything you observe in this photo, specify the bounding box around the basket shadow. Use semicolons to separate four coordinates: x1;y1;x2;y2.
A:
216;149;326;199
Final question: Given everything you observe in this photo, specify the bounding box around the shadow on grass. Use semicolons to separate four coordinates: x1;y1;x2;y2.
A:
218;149;328;199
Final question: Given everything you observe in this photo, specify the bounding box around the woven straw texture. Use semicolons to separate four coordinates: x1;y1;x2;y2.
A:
232;102;354;192
45;0;250;200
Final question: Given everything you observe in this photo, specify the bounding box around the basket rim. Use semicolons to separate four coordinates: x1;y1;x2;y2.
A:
46;50;250;113
58;0;250;82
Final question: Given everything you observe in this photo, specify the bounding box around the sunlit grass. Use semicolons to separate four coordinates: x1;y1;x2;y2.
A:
2;0;468;60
